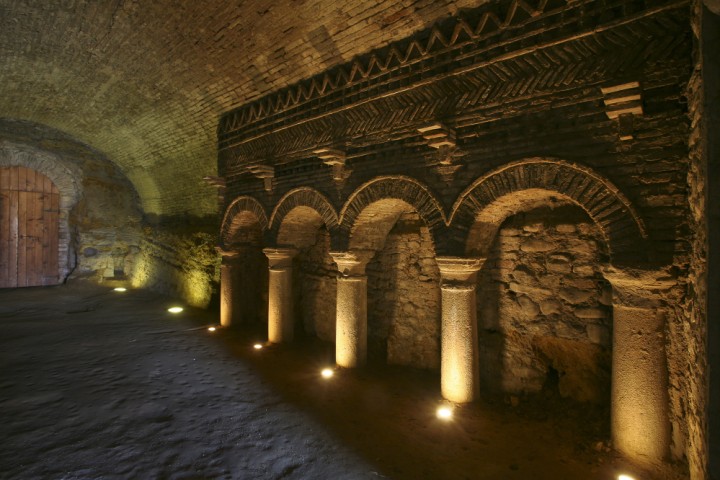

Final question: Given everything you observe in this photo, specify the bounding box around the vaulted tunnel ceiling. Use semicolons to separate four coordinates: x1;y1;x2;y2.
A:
0;0;482;217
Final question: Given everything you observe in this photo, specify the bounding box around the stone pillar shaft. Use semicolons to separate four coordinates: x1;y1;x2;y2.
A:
437;257;484;403
331;251;373;368
604;267;676;465
264;248;298;344
336;275;367;367
612;305;669;462
217;248;241;327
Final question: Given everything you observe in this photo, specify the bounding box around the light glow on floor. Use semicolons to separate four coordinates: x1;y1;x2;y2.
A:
208;326;217;332
321;368;334;379
253;343;263;350
113;287;127;292
167;306;184;314
618;475;636;480
437;406;453;420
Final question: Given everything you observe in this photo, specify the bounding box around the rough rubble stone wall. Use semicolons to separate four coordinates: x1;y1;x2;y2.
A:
0;119;142;283
294;228;337;342
477;206;612;403
130;222;220;308
366;213;441;369
235;248;269;326
679;1;711;477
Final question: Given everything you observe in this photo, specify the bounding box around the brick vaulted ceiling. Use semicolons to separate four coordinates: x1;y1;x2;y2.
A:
0;0;483;217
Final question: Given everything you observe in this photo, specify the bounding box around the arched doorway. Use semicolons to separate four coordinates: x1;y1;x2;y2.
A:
0;166;60;288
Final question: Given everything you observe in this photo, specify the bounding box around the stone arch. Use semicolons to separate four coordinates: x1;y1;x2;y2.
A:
450;158;647;264
220;196;268;247
270;187;338;248
339;176;447;251
0;141;82;281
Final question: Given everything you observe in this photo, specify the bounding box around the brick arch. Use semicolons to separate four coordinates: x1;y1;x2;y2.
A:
269;187;339;249
270;187;338;231
220;196;268;247
339;176;448;253
450;158;647;263
341;175;446;232
0;141;82;281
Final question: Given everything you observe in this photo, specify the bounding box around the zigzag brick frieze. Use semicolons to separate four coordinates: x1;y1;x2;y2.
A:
218;0;688;154
219;5;689;176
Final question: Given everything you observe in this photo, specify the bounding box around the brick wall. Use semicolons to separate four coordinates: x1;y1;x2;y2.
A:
219;0;701;475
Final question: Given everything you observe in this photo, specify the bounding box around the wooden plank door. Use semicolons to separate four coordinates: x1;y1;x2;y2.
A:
0;166;60;288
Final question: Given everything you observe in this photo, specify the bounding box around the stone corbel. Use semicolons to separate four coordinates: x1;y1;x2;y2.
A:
600;81;643;141
247;164;275;192
418;122;462;182
203;175;226;205
314;148;351;186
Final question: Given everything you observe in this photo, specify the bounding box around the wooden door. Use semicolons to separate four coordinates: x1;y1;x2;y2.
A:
0;166;60;288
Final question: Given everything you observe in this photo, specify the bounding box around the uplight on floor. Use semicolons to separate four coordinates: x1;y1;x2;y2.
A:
437;406;453;420
208;326;217;332
113;287;127;292
321;368;334;379
167;306;183;314
253;343;263;350
618;475;636;480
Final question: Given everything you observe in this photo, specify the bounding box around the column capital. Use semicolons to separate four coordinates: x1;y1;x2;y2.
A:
263;247;298;269
602;265;678;308
436;257;485;284
330;250;374;277
216;245;239;257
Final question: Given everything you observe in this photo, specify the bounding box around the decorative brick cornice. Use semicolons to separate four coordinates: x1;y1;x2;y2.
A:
218;0;688;152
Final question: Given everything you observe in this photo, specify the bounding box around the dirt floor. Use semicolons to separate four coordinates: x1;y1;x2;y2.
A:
0;283;689;480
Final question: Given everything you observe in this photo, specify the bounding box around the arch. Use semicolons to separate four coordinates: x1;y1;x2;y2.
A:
339;176;447;250
450;158;647;262
220;196;268;247
0;141;81;281
270;187;338;231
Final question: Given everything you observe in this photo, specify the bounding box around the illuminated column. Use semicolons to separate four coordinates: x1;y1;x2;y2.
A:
437;257;485;403
263;248;298;343
330;251;373;368
217;247;240;327
604;267;676;465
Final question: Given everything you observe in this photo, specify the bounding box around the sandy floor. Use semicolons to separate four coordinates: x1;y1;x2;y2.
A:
0;284;688;480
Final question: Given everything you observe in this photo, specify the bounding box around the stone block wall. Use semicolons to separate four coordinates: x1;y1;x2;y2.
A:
366;213;441;369
477;205;612;403
294;227;337;341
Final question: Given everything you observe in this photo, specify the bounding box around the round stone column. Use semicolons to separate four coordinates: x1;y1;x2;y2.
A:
436;257;485;403
330;251;373;368
263;248;298;344
604;267;677;465
218;249;241;327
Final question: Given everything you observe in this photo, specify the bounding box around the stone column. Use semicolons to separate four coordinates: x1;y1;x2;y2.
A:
217;247;241;327
436;257;485;403
263;248;298;344
330;251;373;368
604;267;677;465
